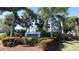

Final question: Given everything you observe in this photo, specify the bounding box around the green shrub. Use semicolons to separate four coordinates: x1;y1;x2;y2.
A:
39;39;50;48
26;37;38;46
2;37;21;47
38;38;50;49
26;37;32;41
0;33;7;40
38;37;49;43
39;39;54;50
3;41;14;47
52;32;59;38
0;40;2;44
31;38;38;45
41;30;50;37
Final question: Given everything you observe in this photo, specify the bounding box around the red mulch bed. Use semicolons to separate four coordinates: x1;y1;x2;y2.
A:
0;37;43;51
0;44;43;51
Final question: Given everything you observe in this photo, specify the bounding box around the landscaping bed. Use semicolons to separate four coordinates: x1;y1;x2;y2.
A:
2;37;22;47
0;36;59;51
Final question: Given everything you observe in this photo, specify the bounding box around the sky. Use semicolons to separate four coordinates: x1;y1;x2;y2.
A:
1;7;79;17
30;7;79;17
68;7;79;16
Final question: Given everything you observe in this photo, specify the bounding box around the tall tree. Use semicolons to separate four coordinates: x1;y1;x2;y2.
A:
38;7;50;31
38;7;69;38
0;7;36;36
65;16;78;37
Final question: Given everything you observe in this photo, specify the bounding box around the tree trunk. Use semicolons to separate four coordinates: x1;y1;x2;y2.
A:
60;20;64;34
10;17;15;37
10;10;17;37
50;19;53;38
75;25;78;37
51;28;53;38
43;20;48;31
60;19;64;40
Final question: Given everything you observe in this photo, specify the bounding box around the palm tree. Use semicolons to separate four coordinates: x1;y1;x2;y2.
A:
17;8;38;32
38;7;50;31
0;7;36;37
38;7;69;38
65;16;79;37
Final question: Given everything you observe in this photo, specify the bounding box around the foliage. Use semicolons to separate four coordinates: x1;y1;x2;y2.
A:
0;7;37;37
26;37;38;46
41;30;50;37
38;7;69;20
3;41;12;47
38;37;49;42
26;37;32;41
20;29;26;36
2;37;21;47
65;16;77;28
0;33;7;40
64;16;78;36
14;32;22;38
38;7;69;38
0;40;2;44
2;40;15;47
52;32;59;38
39;39;54;50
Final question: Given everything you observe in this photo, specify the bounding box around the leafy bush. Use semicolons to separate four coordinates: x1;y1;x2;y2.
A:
0;33;7;40
39;39;53;49
41;30;51;37
0;40;2;44
38;37;49;43
2;37;21;47
20;30;26;36
52;32;59;38
38;38;58;51
36;29;51;37
31;38;38;45
3;40;15;47
26;37;38;46
15;33;22;38
26;37;32;41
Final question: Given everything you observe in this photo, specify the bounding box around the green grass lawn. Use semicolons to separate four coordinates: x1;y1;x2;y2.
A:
0;40;2;45
61;40;79;51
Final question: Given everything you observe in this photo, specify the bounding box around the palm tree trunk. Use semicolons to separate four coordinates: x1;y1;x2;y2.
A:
60;20;64;34
10;17;15;37
10;10;17;37
75;25;78;37
58;19;64;41
50;19;53;38
43;20;48;31
51;28;53;38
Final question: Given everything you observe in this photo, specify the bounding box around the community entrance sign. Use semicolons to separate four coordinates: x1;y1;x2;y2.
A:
25;32;41;38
